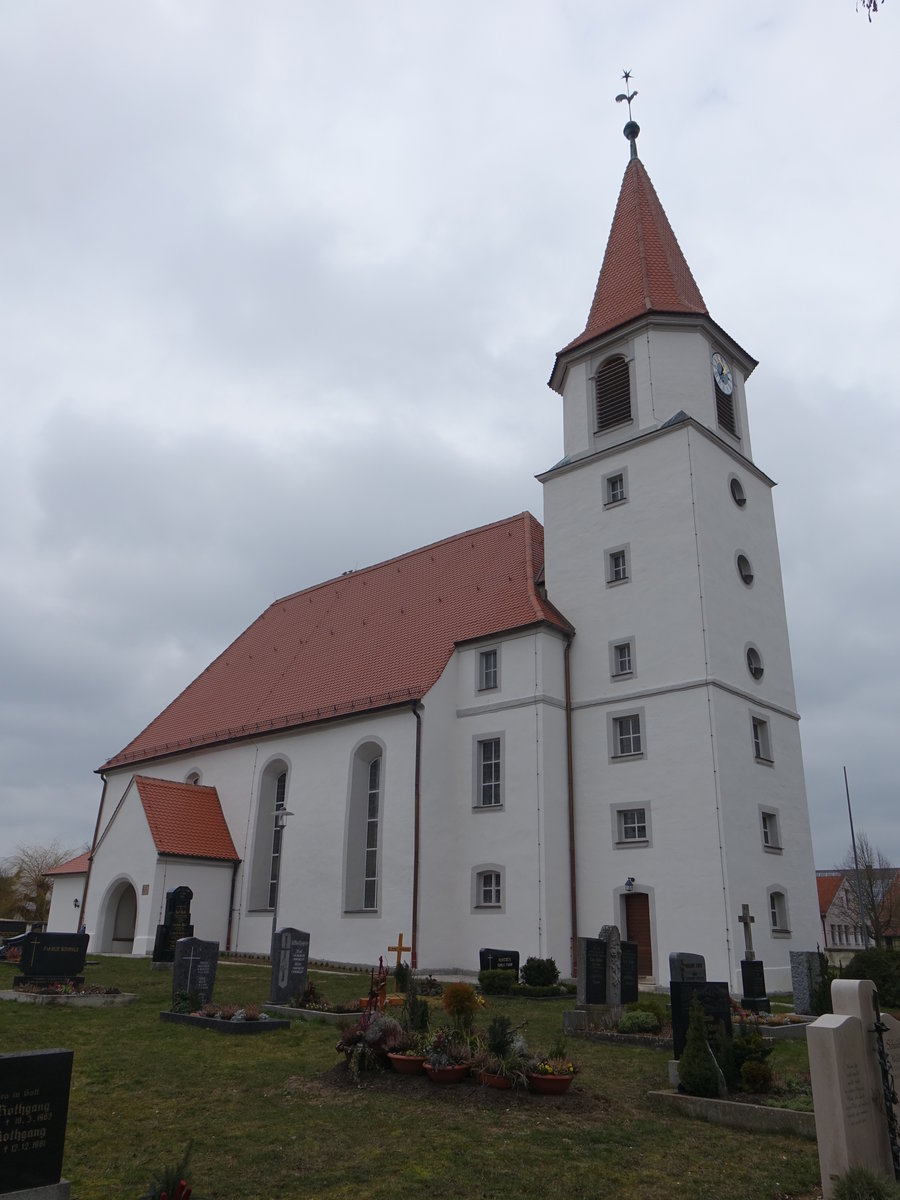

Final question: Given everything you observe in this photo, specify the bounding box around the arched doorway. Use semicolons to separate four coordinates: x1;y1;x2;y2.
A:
101;881;138;953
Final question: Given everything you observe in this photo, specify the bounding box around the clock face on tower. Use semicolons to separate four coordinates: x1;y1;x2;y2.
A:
711;352;734;396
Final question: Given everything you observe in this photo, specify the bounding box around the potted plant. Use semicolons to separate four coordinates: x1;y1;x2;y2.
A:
386;1030;428;1074
527;1037;579;1095
472;1015;529;1090
423;1026;472;1083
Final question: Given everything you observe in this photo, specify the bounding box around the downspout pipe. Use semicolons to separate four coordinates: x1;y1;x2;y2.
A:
564;634;578;976
410;700;422;969
225;859;241;951
79;773;109;935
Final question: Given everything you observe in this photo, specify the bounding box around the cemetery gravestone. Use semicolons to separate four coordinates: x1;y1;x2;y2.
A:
478;948;519;975
577;937;607;1006
670;981;732;1059
152;886;194;964
740;959;771;1014
172;938;218;1008
808;979;900;1199
269;927;310;1005
668;951;706;984
13;933;89;988
790;950;823;1016
0;1048;74;1197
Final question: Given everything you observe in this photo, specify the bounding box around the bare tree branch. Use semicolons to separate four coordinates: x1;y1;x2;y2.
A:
835;831;898;948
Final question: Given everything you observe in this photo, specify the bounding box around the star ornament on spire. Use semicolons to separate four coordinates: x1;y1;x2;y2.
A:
615;70;640;158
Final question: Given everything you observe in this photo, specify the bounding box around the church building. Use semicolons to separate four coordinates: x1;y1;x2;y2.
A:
59;118;820;992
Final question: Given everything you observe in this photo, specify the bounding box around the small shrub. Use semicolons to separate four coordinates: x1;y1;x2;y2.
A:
399;974;430;1035
844;948;900;1009
393;961;410;993
171;991;200;1015
626;992;668;1026
243;1003;260;1021
740;1058;773;1093
486;1014;514;1056
520;957;559;987
442;982;479;1031
218;1004;238;1022
478;968;517;994
418;975;443;996
617;1009;660;1035
832;1165;900;1200
677;998;722;1098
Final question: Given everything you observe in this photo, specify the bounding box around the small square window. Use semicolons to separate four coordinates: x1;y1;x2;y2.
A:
614;714;642;757
479;648;498;691
614;642;632;676
476;737;502;807
606;473;625;505
620;808;646;841
479;871;501;906
608;547;629;585
761;810;781;851
752;717;772;763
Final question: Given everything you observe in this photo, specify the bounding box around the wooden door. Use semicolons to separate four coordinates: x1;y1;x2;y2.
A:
624;892;653;977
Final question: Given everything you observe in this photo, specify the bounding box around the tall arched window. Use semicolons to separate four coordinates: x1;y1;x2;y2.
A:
595;355;631;431
249;759;290;910
344;742;384;912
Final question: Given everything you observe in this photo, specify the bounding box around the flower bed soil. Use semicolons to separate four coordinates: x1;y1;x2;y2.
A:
159;1011;290;1034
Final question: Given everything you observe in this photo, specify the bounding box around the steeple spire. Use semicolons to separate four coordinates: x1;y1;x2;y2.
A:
616;69;640;160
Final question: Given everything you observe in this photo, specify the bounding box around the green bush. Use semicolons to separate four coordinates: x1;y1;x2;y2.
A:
617;1009;659;1034
442;982;479;1032
400;974;430;1035
832;1165;900;1200
740;1058;773;1093
626;993;668;1025
844;948;900;1009
509;983;566;998
811;945;836;1015
677;998;723;1098
478;968;517;994
520;957;559;986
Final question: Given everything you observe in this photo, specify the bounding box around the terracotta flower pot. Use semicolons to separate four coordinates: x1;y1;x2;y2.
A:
387;1053;426;1075
475;1070;512;1090
423;1063;470;1084
527;1071;573;1095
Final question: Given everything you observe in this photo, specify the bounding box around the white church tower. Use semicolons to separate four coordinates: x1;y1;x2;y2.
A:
539;113;820;992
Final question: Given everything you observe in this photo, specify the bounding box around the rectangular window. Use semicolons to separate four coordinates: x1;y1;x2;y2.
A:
614;714;642;757
364;758;380;910
830;923;836;946
479;648;498;691
479;871;501;906
760;810;781;851
620;808;646;841
614;642;632;676
478;738;502;807
752;717;772;762
609;549;628;583
769;890;789;933
267;770;288;909
606;473;625;505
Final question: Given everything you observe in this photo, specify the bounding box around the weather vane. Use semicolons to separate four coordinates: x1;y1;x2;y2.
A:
616;69;640;158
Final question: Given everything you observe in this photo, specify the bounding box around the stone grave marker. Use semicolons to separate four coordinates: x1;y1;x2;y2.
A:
577;937;607;1006
790;950;823;1016
0;1047;74;1197
808;978;900;1199
172;937;218;1008
670;980;732;1059
152;886;194;964
478;947;519;975
737;903;770;1012
269;927;310;1005
13;932;89;988
668;951;706;984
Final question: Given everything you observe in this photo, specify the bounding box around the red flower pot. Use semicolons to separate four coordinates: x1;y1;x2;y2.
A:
527;1071;573;1095
387;1053;426;1075
475;1070;512;1090
423;1063;470;1084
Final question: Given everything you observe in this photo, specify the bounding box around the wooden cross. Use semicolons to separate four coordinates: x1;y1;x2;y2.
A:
388;933;410;992
738;904;755;961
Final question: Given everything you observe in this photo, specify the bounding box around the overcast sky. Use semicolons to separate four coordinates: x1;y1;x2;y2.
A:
1;2;897;874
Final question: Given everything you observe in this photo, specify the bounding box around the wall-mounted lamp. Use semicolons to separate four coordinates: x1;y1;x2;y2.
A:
624;877;635;893
73;898;80;909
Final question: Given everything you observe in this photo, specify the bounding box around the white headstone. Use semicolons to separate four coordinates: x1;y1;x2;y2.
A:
808;980;896;1199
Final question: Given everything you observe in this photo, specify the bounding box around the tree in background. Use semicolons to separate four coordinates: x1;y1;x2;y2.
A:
0;841;79;925
836;831;899;949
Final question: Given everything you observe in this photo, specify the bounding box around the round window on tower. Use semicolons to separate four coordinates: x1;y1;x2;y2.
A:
746;646;764;681
729;477;747;508
736;553;754;586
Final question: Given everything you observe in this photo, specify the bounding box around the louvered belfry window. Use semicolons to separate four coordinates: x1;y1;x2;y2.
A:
716;390;737;437
595;356;632;431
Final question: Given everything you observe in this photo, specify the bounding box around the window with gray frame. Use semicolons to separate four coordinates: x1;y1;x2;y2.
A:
478;738;502;807
614;714;642;757
479;648;498;691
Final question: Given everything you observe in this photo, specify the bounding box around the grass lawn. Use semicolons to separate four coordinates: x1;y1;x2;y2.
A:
0;957;823;1200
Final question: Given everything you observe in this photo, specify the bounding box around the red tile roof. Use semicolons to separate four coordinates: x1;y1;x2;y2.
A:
134;776;239;861
816;872;844;917
102;513;572;770
44;851;91;877
560;156;707;357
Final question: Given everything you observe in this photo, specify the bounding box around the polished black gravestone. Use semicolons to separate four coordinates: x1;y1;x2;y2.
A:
579;937;607;1005
12;932;89;988
172;937;218;1007
668;951;706;984
269;927;311;1004
670;981;733;1058
152;886;194;964
478;947;519;975
0;1048;74;1195
740;959;771;1013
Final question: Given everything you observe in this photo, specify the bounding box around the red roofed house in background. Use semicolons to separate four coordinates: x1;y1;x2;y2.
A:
65;120;820;990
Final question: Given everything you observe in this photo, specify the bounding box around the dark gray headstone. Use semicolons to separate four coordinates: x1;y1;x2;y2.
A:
740;959;770;1012
17;932;89;980
269;927;311;1004
620;940;639;1004
152;886;194;963
599;925;622;1005
670;980;733;1058
172;937;218;1008
577;937;607;1006
668;951;707;984
790;950;822;1016
478;947;519;974
0;1048;74;1193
